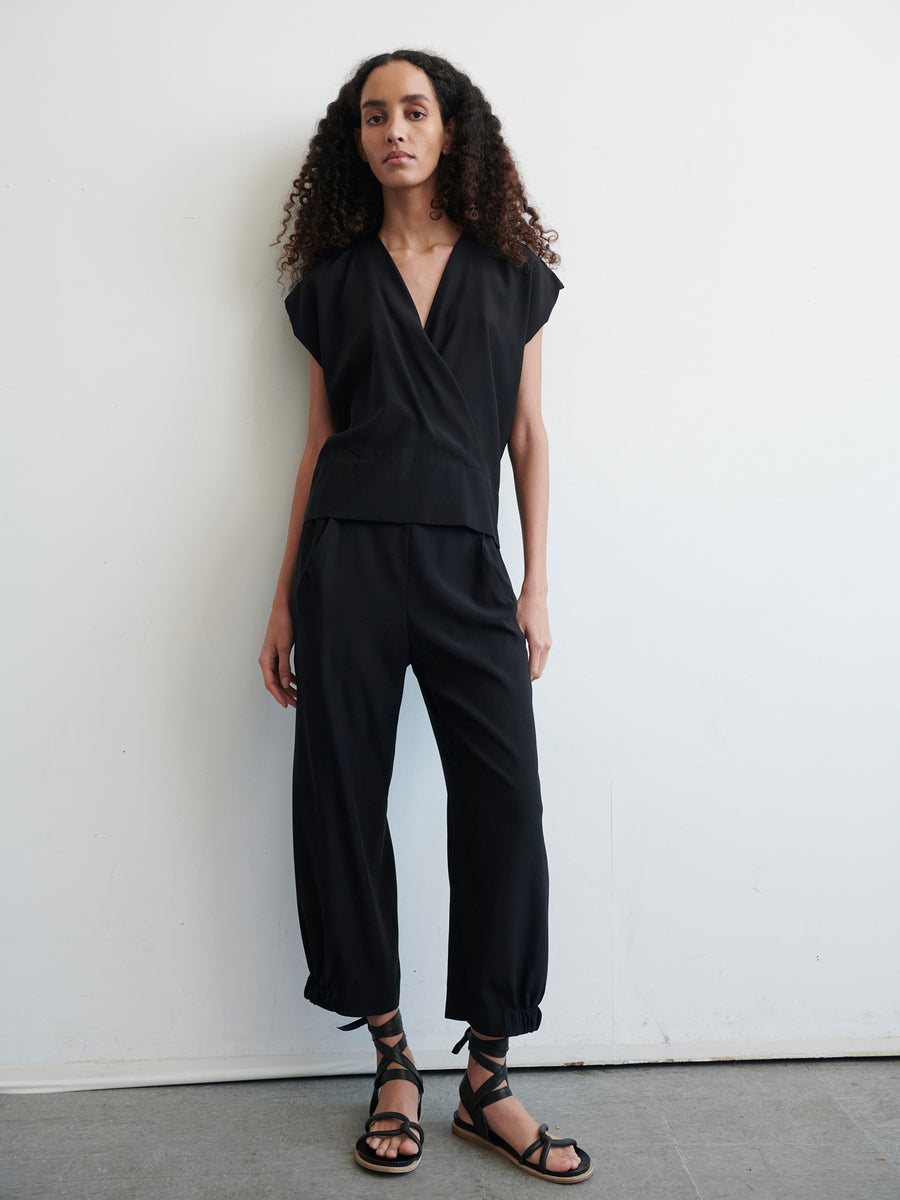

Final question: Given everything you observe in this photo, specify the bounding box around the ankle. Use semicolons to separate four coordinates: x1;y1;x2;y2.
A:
472;1051;508;1070
467;1029;509;1064
367;1009;399;1028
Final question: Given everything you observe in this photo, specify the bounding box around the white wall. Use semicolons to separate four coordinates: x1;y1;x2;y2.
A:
2;0;899;1092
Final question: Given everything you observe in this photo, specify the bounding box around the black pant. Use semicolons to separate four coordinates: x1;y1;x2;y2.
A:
290;518;549;1037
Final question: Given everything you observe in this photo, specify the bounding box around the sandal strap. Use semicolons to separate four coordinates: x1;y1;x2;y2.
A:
451;1025;510;1060
464;1069;513;1113
362;1111;424;1147
338;1010;406;1041
366;1011;405;1041
520;1122;578;1172
452;1025;513;1139
339;1010;424;1117
338;1016;368;1032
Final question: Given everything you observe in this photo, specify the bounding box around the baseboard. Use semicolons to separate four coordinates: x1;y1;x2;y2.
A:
2;1036;897;1094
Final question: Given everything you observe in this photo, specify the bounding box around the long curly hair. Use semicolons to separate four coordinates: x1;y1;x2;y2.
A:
274;49;559;284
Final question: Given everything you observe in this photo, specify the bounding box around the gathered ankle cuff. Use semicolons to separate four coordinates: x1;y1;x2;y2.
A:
446;1003;542;1038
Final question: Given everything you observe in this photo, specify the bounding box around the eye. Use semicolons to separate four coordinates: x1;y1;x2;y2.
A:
365;114;384;126
408;109;427;120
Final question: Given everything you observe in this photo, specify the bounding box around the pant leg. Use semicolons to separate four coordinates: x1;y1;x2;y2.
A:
290;517;409;1018
406;524;550;1037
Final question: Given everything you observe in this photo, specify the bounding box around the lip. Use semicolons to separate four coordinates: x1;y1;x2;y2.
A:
384;151;413;164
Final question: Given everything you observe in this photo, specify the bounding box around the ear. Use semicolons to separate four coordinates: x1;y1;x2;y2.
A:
441;117;456;155
353;127;368;163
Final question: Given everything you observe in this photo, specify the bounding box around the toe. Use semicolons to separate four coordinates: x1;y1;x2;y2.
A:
529;1143;581;1174
557;1147;582;1173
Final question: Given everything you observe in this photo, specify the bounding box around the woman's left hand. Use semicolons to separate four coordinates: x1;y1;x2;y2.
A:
516;589;552;681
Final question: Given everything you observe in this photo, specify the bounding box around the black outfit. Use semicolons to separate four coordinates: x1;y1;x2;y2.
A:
285;232;563;1037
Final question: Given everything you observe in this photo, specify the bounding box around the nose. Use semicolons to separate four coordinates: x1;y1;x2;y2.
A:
385;117;405;143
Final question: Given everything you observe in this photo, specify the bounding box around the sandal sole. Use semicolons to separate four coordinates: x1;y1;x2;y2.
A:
452;1120;594;1184
354;1150;422;1174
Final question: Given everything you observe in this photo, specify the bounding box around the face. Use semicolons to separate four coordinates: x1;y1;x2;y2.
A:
356;60;453;192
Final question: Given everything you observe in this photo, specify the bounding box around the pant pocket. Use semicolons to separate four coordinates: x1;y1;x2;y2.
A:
479;532;518;605
293;516;334;594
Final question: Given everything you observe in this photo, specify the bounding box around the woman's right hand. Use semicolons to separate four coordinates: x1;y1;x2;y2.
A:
259;600;297;709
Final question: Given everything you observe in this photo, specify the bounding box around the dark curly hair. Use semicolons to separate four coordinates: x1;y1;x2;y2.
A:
274;49;559;284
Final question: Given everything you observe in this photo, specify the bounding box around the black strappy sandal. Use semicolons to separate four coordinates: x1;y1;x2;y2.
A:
339;1011;425;1174
451;1026;593;1184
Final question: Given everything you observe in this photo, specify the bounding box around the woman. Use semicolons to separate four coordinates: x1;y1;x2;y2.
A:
259;49;591;1185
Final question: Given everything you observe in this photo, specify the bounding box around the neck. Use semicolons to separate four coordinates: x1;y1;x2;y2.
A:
379;184;457;250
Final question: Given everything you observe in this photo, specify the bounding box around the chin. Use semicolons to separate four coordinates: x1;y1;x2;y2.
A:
380;174;428;190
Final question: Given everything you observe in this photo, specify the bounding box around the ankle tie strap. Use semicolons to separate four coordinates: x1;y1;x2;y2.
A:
452;1026;513;1135
338;1011;423;1118
337;1011;405;1040
451;1026;510;1061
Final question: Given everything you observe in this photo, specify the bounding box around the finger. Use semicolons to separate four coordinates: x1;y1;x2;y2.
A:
521;626;537;670
260;664;287;706
277;648;294;689
538;642;551;678
259;652;277;687
529;639;550;681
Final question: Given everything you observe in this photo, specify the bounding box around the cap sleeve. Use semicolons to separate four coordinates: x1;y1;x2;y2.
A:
284;272;321;364
525;252;564;343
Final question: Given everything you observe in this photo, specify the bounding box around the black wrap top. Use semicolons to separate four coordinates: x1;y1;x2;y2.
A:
284;231;563;544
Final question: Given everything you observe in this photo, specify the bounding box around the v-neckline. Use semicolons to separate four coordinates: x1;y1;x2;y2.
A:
375;231;465;334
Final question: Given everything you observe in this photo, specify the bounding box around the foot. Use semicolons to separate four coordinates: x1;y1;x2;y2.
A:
457;1034;582;1174
364;1011;421;1161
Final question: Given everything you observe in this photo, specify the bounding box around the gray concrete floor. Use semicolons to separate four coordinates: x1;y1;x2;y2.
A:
2;1057;899;1199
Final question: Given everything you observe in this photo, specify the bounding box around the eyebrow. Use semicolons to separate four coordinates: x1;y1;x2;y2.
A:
361;94;431;109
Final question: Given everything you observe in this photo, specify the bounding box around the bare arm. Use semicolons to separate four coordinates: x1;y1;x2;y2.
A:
259;358;337;708
507;329;552;681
